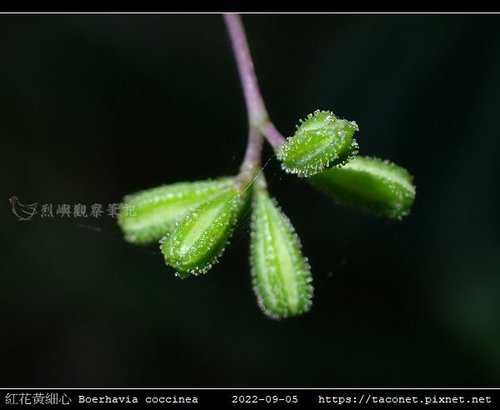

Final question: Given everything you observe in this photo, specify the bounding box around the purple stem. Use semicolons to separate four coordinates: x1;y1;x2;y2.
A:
260;122;286;150
224;14;268;126
224;13;286;177
236;127;263;189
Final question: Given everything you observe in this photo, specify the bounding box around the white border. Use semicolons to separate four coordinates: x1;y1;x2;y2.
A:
1;387;500;390
0;12;499;15
1;9;498;392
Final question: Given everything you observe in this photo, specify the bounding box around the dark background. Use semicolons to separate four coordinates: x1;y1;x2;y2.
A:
1;14;500;387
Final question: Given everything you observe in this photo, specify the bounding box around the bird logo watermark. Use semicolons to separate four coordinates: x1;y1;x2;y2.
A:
8;196;136;221
9;196;38;221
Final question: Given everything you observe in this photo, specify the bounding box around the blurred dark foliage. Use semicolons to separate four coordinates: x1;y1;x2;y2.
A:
1;15;500;386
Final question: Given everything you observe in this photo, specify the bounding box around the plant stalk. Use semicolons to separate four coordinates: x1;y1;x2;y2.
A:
224;13;286;183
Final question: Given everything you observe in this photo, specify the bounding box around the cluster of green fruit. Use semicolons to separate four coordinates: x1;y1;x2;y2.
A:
118;110;416;319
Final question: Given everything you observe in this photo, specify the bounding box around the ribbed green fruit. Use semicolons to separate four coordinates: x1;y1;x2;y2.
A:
161;186;246;277
310;156;416;219
277;110;359;178
118;177;234;245
250;189;313;319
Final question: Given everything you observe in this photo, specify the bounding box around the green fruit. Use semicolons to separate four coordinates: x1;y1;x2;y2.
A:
310;156;416;219
277;110;359;178
161;186;246;276
118;177;234;245
250;189;313;319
